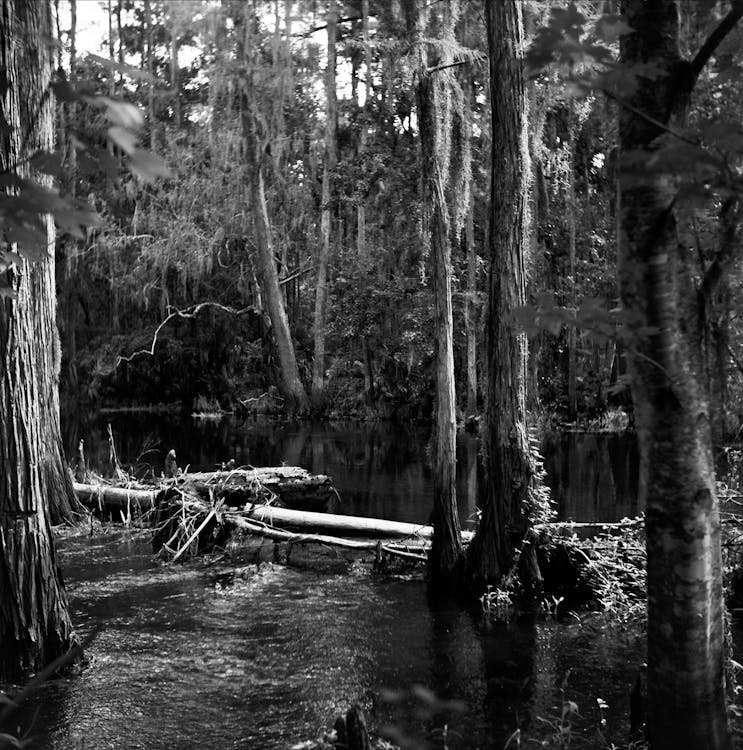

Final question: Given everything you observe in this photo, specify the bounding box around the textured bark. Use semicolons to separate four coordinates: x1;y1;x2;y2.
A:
619;2;734;747
410;0;463;585
0;0;76;682
467;0;531;588
311;1;338;409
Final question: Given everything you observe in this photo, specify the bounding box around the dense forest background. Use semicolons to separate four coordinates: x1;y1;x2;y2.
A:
56;0;719;425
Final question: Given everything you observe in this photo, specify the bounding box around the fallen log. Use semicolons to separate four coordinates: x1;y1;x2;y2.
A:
73;482;157;511
242;504;475;543
73;465;335;514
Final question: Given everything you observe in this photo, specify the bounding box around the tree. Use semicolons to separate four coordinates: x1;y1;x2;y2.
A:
467;0;533;588
618;1;743;746
311;0;339;409
0;0;76;681
407;0;464;585
238;5;309;413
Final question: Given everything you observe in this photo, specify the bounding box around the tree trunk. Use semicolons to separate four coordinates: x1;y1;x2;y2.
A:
409;0;463;585
144;0;155;146
356;0;371;256
464;199;477;416
0;0;77;682
239;9;308;414
311;1;338;409
566;109;578;422
619;2;733;747
467;0;532;588
170;11;181;129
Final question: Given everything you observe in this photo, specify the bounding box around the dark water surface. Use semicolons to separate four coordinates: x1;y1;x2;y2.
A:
64;413;642;524
24;415;650;749
30;532;645;750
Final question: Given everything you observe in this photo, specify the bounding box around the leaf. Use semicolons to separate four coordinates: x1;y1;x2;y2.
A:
593;15;633;43
85;53;157;83
0;732;21;748
6;224;49;261
108;126;138;155
128;149;171;182
98;97;144;129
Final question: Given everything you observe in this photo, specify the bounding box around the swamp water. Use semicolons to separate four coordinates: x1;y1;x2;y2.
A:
26;416;648;748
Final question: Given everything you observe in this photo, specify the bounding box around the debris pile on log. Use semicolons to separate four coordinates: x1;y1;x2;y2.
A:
72;467;450;565
73;465;336;515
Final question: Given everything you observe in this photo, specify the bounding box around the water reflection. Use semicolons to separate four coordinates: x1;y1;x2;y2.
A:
64;414;643;525
64;414;481;527
25;534;644;749
542;431;640;522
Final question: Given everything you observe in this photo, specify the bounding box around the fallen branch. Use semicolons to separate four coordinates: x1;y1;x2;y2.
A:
242;504;475;543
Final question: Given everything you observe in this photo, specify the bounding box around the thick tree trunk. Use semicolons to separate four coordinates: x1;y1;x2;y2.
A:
467;0;531;588
0;0;76;682
311;2;338;409
619;2;733;748
410;1;463;585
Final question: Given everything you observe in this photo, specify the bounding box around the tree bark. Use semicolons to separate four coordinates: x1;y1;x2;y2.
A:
409;0;463;585
619;1;733;747
311;1;338;409
467;0;532;588
0;0;77;682
464;197;477;416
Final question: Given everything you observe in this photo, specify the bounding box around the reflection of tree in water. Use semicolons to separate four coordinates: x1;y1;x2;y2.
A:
543;432;639;522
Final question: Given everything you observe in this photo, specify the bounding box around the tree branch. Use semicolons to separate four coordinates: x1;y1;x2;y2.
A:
294;15;361;38
690;0;743;81
116;302;257;366
427;59;470;74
